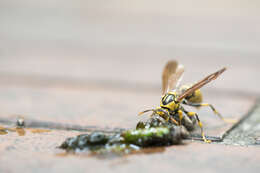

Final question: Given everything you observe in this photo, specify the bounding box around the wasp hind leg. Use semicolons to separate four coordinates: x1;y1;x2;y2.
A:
177;110;183;126
182;100;237;123
182;108;211;143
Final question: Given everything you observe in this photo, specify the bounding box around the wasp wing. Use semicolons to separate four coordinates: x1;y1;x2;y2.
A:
177;67;226;101
168;64;184;91
162;60;184;95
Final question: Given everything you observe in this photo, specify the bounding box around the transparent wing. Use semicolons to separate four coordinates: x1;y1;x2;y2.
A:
177;67;226;101
162;60;185;95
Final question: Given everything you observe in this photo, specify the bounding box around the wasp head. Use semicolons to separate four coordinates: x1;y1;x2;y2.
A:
160;91;180;112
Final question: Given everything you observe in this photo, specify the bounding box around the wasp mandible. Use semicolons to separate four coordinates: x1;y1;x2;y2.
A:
139;60;235;143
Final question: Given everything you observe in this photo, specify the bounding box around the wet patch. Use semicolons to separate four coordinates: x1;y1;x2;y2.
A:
29;129;52;133
0;130;8;135
16;128;26;136
59;115;190;156
0;118;52;137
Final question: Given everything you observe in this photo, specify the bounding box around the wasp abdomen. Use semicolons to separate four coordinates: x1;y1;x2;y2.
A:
180;85;203;104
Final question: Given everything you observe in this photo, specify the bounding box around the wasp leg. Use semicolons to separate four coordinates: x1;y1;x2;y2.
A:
156;108;179;125
182;100;237;123
141;108;179;125
170;117;179;126
182;108;211;143
156;109;170;121
177;110;183;126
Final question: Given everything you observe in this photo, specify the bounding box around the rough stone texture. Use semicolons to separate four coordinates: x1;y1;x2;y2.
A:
223;100;260;145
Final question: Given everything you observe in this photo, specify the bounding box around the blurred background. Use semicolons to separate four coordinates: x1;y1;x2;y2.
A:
0;0;259;126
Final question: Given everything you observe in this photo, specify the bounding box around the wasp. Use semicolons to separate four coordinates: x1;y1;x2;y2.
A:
139;60;235;143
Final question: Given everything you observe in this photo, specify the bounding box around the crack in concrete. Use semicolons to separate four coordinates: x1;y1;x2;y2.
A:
221;98;260;146
0;117;127;134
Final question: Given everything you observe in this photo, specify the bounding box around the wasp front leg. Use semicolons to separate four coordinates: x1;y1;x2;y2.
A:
139;108;179;125
182;100;236;123
155;108;179;125
181;108;211;143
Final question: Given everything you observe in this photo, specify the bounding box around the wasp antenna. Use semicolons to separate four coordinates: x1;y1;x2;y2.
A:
138;109;155;116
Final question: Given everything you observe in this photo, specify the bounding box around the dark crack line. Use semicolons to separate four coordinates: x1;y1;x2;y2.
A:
221;97;260;140
0;116;222;142
188;134;222;142
0;118;127;134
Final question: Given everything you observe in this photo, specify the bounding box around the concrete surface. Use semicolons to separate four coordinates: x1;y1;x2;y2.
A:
0;1;260;173
223;99;260;145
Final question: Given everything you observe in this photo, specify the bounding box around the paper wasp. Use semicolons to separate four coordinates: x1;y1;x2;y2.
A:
139;60;235;143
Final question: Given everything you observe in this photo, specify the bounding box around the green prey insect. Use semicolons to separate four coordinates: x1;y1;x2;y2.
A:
139;60;235;143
